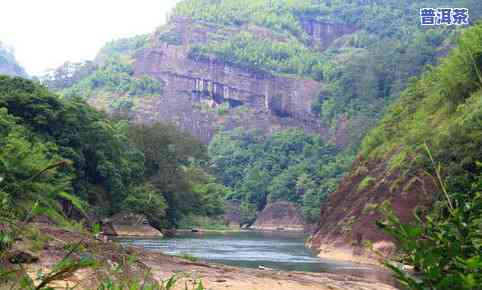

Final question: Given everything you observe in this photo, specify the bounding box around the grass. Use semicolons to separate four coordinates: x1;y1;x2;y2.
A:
177;252;199;262
357;176;375;191
177;214;236;232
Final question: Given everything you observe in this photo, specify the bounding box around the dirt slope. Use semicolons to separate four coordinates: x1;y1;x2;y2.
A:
308;157;436;264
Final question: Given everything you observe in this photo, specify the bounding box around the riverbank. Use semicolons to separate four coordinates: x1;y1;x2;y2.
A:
6;223;397;289
307;235;396;266
144;253;397;290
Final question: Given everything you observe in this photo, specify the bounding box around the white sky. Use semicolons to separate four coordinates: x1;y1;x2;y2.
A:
0;0;180;76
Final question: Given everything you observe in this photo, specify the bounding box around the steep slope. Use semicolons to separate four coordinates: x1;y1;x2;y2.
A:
309;23;482;263
0;42;27;77
132;16;331;143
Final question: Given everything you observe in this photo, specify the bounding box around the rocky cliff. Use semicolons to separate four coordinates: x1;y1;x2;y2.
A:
128;17;355;143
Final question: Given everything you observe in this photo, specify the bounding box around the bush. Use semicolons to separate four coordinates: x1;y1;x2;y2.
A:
379;167;482;290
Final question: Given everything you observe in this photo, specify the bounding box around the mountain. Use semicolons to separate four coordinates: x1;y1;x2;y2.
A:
0;42;27;78
41;0;481;227
43;0;481;145
308;22;482;263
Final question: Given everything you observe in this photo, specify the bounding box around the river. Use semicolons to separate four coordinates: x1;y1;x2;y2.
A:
117;230;396;285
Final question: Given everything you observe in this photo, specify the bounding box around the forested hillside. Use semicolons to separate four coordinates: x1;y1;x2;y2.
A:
0;42;27;77
209;129;353;224
175;0;481;140
310;22;482;287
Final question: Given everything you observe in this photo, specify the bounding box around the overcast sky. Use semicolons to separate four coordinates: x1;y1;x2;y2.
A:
0;0;180;76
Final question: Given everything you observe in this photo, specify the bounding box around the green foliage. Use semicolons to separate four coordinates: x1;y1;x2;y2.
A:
353;23;482;290
43;35;163;112
127;123;227;227
239;201;257;226
177;214;230;230
379;166;482;290
121;183;168;229
209;128;354;223
176;0;481;148
96;34;149;62
60;56;164;101
357;176;375;191
361;23;482;175
0;106;73;221
0;76;225;229
189;32;324;79
175;0;481;40
174;0;309;36
0;76;148;216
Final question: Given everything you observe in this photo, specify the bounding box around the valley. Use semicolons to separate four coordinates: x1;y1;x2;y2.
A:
1;0;481;289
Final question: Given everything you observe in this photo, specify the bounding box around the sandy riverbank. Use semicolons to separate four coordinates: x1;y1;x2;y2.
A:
8;224;398;290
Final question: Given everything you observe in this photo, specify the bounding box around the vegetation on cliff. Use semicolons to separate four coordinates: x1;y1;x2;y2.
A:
361;23;482;180
45;1;482;151
188;31;325;80
177;0;481;143
42;36;162;114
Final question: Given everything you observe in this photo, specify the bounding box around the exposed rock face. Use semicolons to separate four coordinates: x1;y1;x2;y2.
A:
129;17;355;143
223;201;241;228
252;201;305;231
105;214;163;237
308;157;436;263
300;18;357;49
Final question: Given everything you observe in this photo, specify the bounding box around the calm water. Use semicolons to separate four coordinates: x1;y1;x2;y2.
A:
117;230;396;285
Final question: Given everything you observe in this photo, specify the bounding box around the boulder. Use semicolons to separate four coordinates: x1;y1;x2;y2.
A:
251;201;305;232
105;214;163;237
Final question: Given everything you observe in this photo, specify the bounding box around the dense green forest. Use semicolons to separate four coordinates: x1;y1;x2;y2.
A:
0;76;226;229
209;128;353;224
